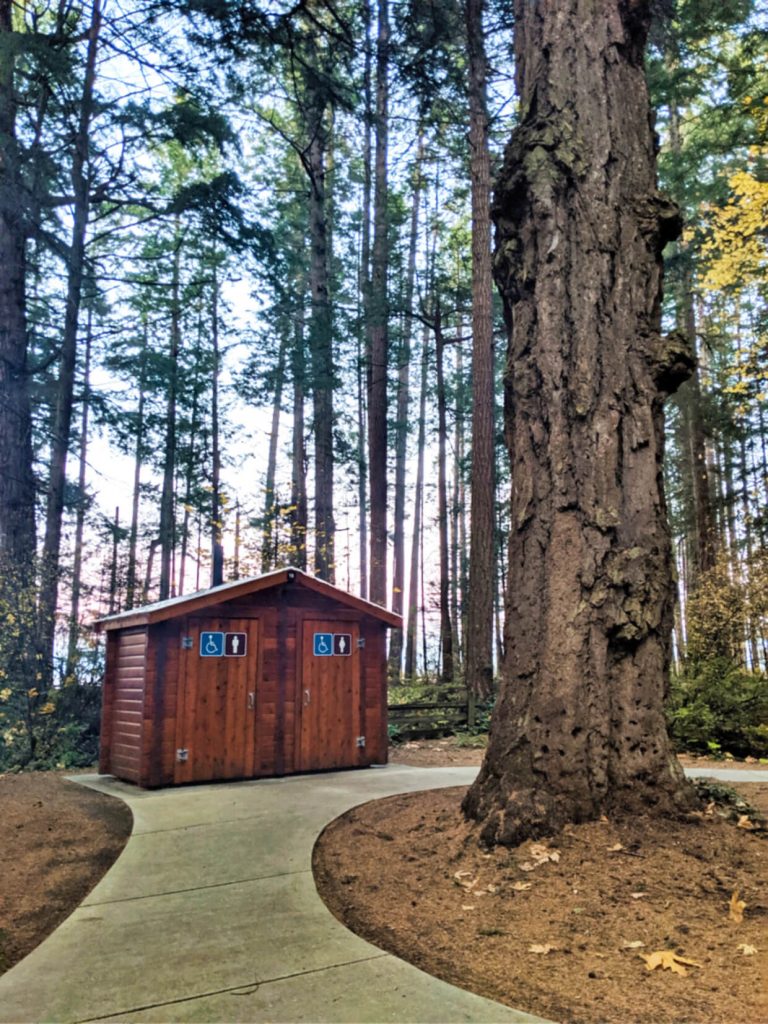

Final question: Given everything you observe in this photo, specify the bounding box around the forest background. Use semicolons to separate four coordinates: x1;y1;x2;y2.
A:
0;0;766;770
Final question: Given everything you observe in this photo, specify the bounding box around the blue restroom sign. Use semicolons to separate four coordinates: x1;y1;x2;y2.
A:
200;631;224;657
313;633;333;656
313;632;352;656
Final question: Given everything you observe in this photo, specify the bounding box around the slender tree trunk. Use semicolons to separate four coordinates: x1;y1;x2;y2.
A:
108;507;120;615
159;232;182;601
358;0;372;600
125;326;148;609
38;0;101;683
233;501;241;579
210;264;224;586
307;101;335;581
464;0;696;846
262;331;288;572
177;327;202;596
405;324;429;680
0;0;36;580
66;302;93;680
357;324;369;596
388;136;424;677
434;304;454;684
464;0;496;699
367;0;389;605
290;294;308;570
451;333;464;668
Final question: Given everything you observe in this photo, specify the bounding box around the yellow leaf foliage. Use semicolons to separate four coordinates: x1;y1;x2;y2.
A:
701;170;768;292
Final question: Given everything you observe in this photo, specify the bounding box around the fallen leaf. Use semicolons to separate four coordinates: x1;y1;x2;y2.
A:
453;871;477;890
729;890;747;923
607;843;624;852
736;815;754;830
599;815;610;823
641;950;702;977
522;844;561;868
485;884;499;894
461;905;476;911
630;892;647;900
705;801;716;816
737;944;757;956
511;882;532;892
622;940;645;949
529;944;556;954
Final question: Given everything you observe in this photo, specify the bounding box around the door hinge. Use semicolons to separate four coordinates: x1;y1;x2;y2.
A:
176;748;189;763
356;735;366;748
357;637;366;649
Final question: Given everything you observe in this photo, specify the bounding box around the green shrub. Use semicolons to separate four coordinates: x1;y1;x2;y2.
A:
667;658;768;758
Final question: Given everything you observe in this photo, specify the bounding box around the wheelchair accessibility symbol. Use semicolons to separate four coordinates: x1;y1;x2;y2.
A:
200;632;224;657
313;633;333;656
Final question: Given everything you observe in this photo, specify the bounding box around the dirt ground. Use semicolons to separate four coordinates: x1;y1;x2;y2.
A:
316;741;768;1024
0;772;132;976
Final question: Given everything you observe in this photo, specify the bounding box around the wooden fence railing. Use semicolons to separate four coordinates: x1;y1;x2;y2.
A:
387;691;477;738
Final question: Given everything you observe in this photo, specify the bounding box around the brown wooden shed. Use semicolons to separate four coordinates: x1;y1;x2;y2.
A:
95;568;401;788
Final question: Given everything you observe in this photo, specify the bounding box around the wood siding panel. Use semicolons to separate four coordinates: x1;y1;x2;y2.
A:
298;619;361;771
109;629;147;782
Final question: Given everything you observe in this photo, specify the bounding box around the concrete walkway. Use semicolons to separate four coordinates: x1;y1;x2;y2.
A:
0;766;549;1024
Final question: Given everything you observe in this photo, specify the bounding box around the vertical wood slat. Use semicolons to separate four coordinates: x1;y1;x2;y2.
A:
106;628;147;783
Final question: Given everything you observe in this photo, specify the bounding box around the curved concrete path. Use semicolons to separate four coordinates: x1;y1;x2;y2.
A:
0;766;550;1024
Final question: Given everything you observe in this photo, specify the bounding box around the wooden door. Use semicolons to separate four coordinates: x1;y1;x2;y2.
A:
175;616;259;783
298;619;361;771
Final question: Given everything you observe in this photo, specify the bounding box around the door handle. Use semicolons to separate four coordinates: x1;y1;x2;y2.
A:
304;689;311;706
247;692;255;710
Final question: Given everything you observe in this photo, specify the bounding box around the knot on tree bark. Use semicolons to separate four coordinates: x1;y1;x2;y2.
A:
651;329;696;397
635;191;682;255
588;545;668;644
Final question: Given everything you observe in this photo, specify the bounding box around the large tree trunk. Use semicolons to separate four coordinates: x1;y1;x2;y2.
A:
367;0;389;606
38;0;102;685
0;0;36;580
125;325;148;609
464;0;496;700
463;0;697;846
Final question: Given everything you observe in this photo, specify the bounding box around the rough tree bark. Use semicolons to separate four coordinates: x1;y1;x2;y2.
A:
463;0;697;846
464;0;496;700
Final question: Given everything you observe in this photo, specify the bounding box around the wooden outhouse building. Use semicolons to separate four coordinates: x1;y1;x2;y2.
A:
96;568;401;788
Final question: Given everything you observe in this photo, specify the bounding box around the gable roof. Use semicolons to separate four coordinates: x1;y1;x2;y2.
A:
94;566;402;631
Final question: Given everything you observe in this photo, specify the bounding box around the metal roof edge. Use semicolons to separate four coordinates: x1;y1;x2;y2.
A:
93;566;402;631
